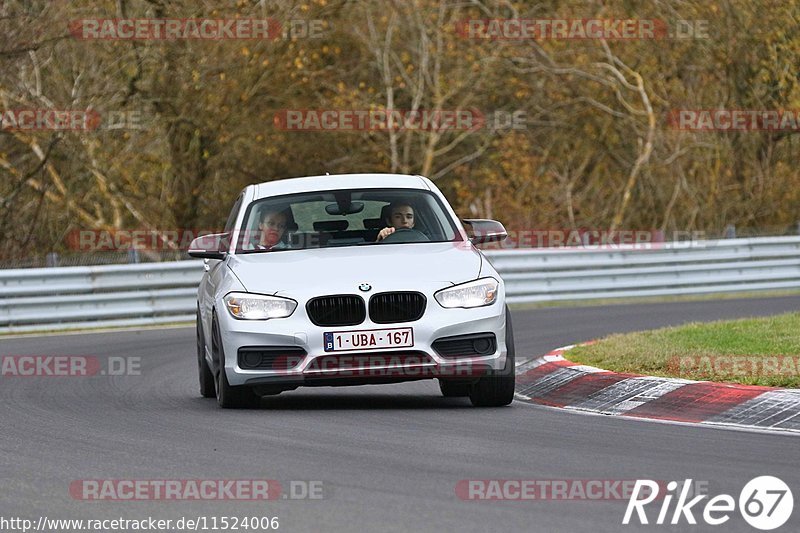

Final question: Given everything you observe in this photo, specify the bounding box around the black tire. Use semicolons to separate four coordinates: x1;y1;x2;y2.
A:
211;315;260;409
196;308;216;398
439;379;471;397
469;305;515;407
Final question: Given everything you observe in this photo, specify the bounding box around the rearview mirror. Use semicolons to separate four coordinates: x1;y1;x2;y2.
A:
325;202;364;215
462;219;508;245
188;232;229;259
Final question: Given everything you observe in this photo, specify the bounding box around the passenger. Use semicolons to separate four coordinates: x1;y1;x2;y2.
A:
256;207;290;250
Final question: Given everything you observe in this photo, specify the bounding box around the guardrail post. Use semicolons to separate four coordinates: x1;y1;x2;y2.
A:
45;252;59;267
128;249;140;264
723;225;736;239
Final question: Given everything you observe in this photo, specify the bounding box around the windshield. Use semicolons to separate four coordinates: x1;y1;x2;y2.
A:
235;188;461;253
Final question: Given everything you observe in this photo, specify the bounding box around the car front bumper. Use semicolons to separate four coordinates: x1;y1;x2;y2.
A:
217;296;509;388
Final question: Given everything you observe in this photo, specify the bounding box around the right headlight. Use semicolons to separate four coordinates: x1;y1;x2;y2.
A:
224;292;297;320
434;277;499;308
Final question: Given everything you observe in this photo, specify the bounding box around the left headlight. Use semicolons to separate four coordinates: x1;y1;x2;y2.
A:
224;292;297;320
434;277;499;309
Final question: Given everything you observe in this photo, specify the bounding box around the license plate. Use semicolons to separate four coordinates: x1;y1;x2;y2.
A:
324;327;414;352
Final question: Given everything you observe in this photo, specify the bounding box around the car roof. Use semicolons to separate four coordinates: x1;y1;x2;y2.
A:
252;173;430;200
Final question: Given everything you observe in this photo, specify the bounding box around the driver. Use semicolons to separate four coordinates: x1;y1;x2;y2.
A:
255;207;290;250
376;201;415;241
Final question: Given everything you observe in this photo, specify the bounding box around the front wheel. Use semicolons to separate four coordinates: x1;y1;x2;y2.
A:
469;306;515;407
196;308;216;398
211;315;260;409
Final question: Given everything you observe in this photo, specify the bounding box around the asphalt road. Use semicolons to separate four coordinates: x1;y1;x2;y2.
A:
1;296;799;533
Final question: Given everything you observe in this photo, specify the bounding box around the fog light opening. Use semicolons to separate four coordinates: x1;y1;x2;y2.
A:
472;338;492;354
243;352;263;368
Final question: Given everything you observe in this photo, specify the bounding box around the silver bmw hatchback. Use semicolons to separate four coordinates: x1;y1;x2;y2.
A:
190;173;514;408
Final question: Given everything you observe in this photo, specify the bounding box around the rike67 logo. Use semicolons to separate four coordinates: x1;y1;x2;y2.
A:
623;477;793;530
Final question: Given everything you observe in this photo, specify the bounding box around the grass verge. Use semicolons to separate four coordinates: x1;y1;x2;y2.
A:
567;312;800;388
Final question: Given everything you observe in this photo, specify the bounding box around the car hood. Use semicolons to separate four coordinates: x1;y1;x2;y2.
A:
227;242;482;294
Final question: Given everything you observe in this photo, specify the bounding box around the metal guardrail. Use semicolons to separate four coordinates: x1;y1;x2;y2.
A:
1;236;799;333
486;236;800;303
0;262;202;333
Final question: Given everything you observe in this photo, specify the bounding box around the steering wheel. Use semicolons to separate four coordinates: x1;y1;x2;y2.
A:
380;228;430;244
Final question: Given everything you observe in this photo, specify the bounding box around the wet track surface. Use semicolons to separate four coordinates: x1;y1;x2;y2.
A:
1;296;799;532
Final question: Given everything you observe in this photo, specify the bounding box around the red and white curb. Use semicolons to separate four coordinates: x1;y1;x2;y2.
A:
514;345;800;434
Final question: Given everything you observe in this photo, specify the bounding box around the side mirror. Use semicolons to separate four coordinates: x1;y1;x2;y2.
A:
462;219;508;245
188;232;229;259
